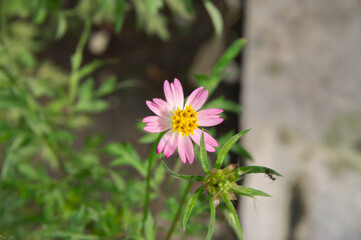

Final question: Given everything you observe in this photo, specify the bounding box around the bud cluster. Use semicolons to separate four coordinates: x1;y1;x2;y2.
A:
203;164;239;207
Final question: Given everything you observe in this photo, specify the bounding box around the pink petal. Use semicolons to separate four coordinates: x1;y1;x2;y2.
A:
198;118;224;127
146;100;170;118
173;78;184;108
164;131;179;158
198;108;223;116
164;80;175;108
157;130;173;154
178;135;194;164
185;87;203;108
185;139;194;164
197;109;224;127
144;126;170;133
190;128;218;152
153;98;171;115
185;87;208;111
164;79;184;109
143;116;172;133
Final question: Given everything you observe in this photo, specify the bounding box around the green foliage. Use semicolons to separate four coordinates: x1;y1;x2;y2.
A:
0;2;278;239
206;192;216;240
199;131;211;175
144;213;156;240
106;142;146;177
232;186;271;198
183;186;205;229
234;166;282;178
215;129;250;169
161;161;204;181
196;38;247;95
203;0;223;38
204;96;243;115
1;0;224;41
215;130;253;165
222;195;244;240
160;130;280;240
0;3;143;238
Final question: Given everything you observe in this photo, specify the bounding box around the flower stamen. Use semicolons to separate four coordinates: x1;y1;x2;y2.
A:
171;105;199;136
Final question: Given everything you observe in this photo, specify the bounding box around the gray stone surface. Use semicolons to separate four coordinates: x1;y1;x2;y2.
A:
240;0;361;239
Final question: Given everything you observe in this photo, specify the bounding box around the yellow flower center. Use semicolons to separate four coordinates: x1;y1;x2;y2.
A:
171;105;199;136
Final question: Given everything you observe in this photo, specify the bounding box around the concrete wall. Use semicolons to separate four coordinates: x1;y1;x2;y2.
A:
240;0;361;239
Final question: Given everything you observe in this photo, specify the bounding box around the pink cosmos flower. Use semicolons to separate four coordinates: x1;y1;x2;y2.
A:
143;78;223;164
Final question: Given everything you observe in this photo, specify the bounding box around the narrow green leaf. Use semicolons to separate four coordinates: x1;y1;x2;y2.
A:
195;74;209;88
183;186;204;229
144;212;156;240
75;100;108;113
106;143;146;177
139;133;159;144
46;0;60;10
161;161;204;182
206;192;216;240
212;38;247;77
153;163;165;186
33;0;47;24
136;119;147;132
165;0;193;20
143;131;166;229
78;78;94;101
203;0;223;38
114;0;126;33
204;96;242;114
40;231;100;239
0;94;25;109
200;131;210;175
110;170;125;192
222;194;243;240
197;39;246;95
1;136;25;180
71;20;91;72
95;75;117;97
215;129;250;169
69;205;86;232
69;19;92;104
56;12;67;39
231;144;253;161
17;163;41;180
234;166;282;179
214;131;252;161
116;79;141;89
77;60;103;80
232;185;271;197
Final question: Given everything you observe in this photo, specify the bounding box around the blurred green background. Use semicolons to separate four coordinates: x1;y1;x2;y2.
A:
0;0;245;239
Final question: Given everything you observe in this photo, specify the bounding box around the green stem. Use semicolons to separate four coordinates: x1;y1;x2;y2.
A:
68;19;91;106
142;132;165;230
166;180;193;240
0;0;7;42
165;158;182;192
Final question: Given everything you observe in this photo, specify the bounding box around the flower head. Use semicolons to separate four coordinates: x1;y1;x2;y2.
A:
203;164;238;207
143;78;223;164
